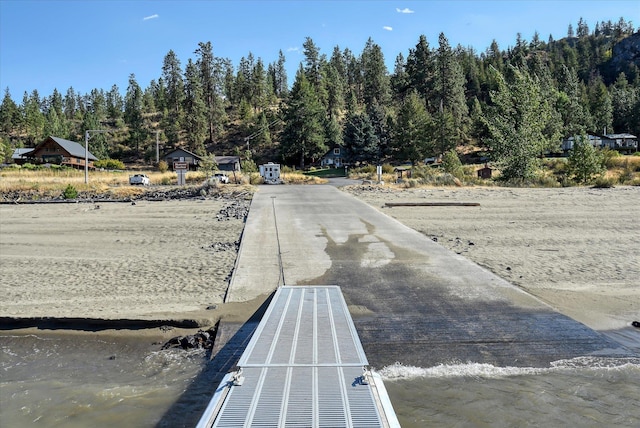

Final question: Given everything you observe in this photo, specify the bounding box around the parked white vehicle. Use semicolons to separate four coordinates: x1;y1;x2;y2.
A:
213;172;229;184
129;174;150;185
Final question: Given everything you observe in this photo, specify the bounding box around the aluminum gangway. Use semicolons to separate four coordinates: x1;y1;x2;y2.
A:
197;285;400;428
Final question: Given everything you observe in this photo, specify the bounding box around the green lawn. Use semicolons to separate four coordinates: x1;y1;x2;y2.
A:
303;167;346;178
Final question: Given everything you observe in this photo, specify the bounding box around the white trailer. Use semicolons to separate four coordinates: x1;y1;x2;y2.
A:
259;162;282;184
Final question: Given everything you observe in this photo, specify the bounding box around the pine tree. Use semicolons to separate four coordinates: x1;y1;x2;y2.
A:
556;65;590;136
567;134;604;183
390;53;409;102
367;99;391;161
86;89;107;123
303;37;322;89
323;115;343;154
322;62;345;122
251;57;271;112
195;41;226;145
43;105;68;139
274;50;289;98
280;68;326;169
106;85;123;122
343;111;379;163
588;75;613;134
360;37;390;108
23;90;45;145
183;59;208;154
63;87;77;120
392;91;433;164
124;74;146;154
0;88;21;134
406;35;435;102
162;50;185;145
611;73;639;135
434;32;469;152
82;112;109;159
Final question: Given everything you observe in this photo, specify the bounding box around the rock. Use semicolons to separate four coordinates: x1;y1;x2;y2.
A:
161;327;218;351
180;336;198;348
161;337;181;350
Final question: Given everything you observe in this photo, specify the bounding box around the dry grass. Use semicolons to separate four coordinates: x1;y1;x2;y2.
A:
0;168;219;196
281;172;328;184
0;167;261;201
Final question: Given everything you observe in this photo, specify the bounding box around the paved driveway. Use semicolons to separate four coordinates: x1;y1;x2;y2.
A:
228;185;632;368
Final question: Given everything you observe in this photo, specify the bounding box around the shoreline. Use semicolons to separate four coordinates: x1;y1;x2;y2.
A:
2;185;638;351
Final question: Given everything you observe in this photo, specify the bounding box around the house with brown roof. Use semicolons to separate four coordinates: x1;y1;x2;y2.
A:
21;136;98;168
163;148;241;172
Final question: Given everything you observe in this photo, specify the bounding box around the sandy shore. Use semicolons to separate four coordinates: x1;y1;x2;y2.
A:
2;185;638;344
346;185;640;337
0;198;248;324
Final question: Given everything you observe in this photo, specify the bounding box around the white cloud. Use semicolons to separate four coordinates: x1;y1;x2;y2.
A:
287;47;300;53
383;26;393;31
396;7;414;14
143;14;159;21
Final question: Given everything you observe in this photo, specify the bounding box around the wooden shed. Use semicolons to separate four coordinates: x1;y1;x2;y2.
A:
477;164;493;179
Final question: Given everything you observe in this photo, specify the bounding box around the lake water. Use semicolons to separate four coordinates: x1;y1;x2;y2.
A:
1;334;639;427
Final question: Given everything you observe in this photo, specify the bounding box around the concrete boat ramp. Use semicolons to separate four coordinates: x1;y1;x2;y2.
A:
196;184;633;426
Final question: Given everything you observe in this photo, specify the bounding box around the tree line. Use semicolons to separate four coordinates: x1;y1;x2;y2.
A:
0;17;638;180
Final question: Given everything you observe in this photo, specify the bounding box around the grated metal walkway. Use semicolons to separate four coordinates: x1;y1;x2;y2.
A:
197;286;399;428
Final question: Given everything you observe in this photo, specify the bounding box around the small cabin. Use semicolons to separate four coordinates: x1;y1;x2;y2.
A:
163;148;202;170
477;164;493;179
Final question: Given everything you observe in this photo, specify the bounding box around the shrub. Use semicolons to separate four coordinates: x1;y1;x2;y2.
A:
356;164;377;174
593;177;615;188
441;149;463;178
567;137;604;184
62;184;78;199
249;172;263;185
382;163;395;174
601;148;621;168
410;165;438;181
95;158;125;170
241;159;258;173
160;176;173;185
158;160;169;173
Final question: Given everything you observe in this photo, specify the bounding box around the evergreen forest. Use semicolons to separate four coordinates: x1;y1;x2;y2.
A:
1;17;638;181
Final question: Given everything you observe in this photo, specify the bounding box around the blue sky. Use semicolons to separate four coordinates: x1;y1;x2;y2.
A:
1;1;638;100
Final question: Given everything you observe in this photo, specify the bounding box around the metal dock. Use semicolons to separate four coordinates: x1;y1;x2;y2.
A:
197;286;400;427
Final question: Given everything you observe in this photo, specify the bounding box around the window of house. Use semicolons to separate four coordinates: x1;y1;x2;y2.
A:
334;148;340;155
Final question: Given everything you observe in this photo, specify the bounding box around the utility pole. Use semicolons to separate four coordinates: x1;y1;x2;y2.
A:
85;129;109;184
156;130;160;164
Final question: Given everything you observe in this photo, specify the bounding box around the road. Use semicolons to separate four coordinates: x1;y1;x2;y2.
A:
227;184;632;368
